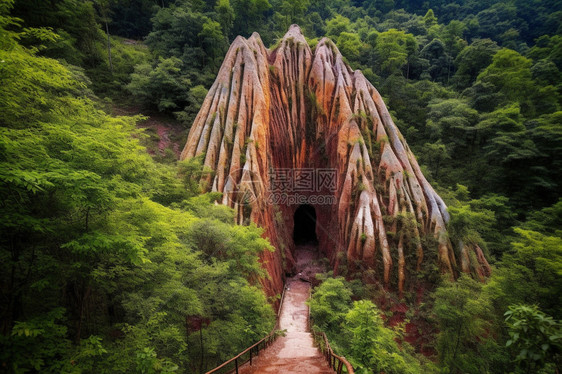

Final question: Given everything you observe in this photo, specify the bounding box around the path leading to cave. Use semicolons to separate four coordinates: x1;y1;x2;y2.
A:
240;245;332;374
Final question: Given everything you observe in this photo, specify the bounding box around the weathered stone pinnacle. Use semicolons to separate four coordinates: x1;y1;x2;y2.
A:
181;26;490;297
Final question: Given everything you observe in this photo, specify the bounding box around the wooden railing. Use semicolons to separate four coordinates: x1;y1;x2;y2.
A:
311;330;355;374
204;281;354;374
204;331;279;374
204;287;286;374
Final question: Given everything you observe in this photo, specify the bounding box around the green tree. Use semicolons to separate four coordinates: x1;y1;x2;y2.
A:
504;305;562;373
325;14;351;39
93;0;115;72
420;140;450;180
522;198;562;236
472;48;534;113
527;35;562;70
525;112;562;207
373;29;416;77
475;105;544;208
475;3;519;42
308;277;352;333
10;0;104;67
336;31;363;64
231;0;271;37
127;57;191;112
198;19;226;68
0;6;276;371
485;228;562;320
279;0;310;27
215;0;235;40
419;38;453;83
441;20;467;59
434;276;508;374
108;0;157;39
453;39;500;89
175;84;209;127
422;9;437;29
343;300;425;374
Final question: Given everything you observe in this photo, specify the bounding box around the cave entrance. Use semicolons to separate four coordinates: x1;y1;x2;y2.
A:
293;204;318;245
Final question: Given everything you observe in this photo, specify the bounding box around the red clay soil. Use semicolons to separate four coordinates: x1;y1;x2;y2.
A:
240;246;333;374
152;123;181;156
111;105;184;158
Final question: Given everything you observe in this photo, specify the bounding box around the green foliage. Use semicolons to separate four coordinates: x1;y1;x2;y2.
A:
423;98;478;178
198;19;227;67
422;9;437;29
325;14;351;39
528;35;562;70
453;39;500;89
215;0;235;40
0;46;87;127
0;308;72;373
127;57;191;112
443;185;506;256
336;31;363;63
485;227;562;320
135;347;179;374
309;278;431;374
505;305;562;372
523;198;562;236
231;0;271;37
433;276;509;373
419;38;453;83
308;277;352;332
473;49;534;112
11;0;104;66
0;8;275;372
3;0;562;373
344;300;426;374
175;84;208;127
88;36;151;97
372;29;416;77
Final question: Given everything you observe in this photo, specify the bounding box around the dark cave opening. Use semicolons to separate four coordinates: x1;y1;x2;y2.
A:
293;204;318;245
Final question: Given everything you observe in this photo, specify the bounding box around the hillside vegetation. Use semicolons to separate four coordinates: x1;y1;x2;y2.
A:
0;0;561;373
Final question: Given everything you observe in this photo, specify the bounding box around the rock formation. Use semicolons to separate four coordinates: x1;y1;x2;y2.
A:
180;25;490;297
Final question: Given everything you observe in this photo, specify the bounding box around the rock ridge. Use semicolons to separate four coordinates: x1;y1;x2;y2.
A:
181;25;490;297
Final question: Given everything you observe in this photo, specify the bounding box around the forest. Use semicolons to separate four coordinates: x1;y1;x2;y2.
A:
0;0;561;372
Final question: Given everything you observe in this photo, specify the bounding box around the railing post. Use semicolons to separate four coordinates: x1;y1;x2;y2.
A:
235;357;238;374
250;347;253;365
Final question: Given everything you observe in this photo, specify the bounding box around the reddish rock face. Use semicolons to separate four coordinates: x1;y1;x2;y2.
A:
181;25;490;298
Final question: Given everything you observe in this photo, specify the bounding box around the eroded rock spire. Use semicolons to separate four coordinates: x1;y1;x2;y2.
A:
181;25;490;297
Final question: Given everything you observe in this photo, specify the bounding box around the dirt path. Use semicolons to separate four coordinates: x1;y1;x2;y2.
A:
240;246;332;374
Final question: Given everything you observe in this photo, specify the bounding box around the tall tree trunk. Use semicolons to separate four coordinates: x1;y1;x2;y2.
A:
199;328;204;374
76;285;91;343
105;21;113;72
406;61;410;80
447;57;451;85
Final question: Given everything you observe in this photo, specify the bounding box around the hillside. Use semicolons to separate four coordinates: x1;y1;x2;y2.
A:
0;0;561;373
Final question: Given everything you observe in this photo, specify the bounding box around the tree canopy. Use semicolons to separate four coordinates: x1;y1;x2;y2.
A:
1;0;561;372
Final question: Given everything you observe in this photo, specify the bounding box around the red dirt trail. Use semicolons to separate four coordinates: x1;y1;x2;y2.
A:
240;246;332;374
